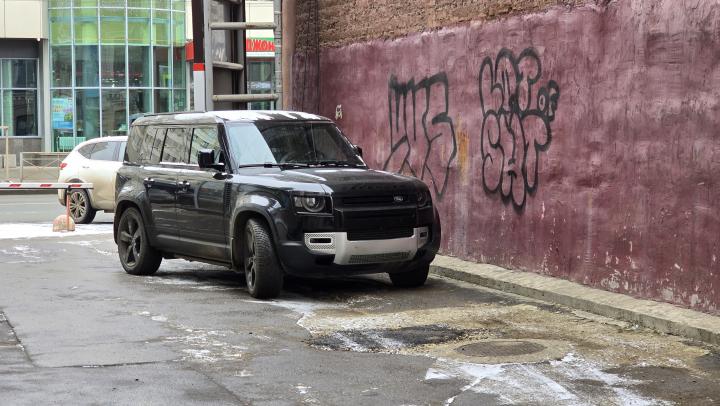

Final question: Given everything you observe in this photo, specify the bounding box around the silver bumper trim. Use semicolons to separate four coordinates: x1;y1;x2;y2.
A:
303;227;429;265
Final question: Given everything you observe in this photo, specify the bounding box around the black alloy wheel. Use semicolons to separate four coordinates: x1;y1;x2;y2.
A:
243;218;283;299
117;207;162;275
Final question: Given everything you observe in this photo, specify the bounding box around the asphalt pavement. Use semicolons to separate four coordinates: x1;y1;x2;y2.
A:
0;194;718;405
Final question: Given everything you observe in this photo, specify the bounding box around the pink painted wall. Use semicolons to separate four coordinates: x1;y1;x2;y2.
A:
292;1;720;314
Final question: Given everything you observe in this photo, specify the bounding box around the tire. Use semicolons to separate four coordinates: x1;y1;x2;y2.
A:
243;218;283;299
68;189;96;224
117;207;162;276
389;263;430;288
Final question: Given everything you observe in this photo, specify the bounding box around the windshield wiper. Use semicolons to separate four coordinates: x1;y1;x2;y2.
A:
307;161;364;167
237;162;310;170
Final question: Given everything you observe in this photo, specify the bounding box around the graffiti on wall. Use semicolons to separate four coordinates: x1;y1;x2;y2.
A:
384;73;458;199
479;48;560;211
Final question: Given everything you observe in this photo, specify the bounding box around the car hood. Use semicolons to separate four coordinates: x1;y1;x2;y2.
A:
233;167;426;195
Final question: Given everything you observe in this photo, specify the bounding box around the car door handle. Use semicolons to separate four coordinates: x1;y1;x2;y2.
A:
177;180;190;192
143;178;155;188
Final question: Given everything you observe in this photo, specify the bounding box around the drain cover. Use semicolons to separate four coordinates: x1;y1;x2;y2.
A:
456;340;546;357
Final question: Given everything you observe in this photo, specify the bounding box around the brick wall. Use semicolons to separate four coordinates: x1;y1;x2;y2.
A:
296;0;585;49
290;0;720;315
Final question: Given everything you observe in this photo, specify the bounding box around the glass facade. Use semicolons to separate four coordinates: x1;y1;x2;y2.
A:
50;0;188;151
0;59;39;137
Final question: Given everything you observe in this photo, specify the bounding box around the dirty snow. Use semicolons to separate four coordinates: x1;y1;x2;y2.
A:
0;223;112;240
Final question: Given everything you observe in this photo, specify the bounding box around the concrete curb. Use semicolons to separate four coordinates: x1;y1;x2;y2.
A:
430;255;720;346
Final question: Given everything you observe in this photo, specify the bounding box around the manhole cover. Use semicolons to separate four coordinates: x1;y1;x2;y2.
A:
456;340;546;357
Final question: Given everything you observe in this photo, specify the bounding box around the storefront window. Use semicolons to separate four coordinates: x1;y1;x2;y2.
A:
128;46;151;87
50;8;72;45
52;90;74;151
0;60;39;137
128;9;151;44
75;45;99;87
248;60;274;110
154;46;170;87
152;10;170;46
102;89;127;136
51;47;72;87
100;8;126;44
129;89;152;117
76;89;100;139
2;60;37;89
49;0;188;150
101;46;126;87
2;90;37;137
74;8;99;45
154;89;169;113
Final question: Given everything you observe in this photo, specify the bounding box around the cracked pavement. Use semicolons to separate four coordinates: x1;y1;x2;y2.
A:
0;195;719;405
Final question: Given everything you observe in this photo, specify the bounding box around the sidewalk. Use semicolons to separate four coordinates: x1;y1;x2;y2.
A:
431;255;720;346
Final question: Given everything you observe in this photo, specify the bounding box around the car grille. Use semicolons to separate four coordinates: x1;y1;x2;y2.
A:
347;227;413;241
348;251;411;265
341;194;413;207
341;208;417;231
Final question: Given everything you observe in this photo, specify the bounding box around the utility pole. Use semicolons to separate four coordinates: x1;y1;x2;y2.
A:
191;0;281;111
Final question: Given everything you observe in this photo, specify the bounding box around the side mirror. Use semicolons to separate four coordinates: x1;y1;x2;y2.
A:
353;144;363;157
198;149;221;170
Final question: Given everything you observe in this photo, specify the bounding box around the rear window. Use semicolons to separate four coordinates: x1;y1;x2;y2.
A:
78;144;94;158
89;142;116;161
124;125;145;163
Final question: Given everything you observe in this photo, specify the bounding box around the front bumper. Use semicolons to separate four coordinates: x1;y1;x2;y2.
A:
276;223;440;277
303;227;429;265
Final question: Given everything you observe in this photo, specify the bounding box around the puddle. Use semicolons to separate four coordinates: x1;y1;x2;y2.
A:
308;324;471;352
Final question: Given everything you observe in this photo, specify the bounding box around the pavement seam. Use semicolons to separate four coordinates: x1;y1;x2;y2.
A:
0;310;36;367
430;255;720;346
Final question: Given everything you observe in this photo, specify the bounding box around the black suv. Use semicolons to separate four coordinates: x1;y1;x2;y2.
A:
114;111;441;298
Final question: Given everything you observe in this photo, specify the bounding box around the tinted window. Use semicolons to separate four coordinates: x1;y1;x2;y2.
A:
161;128;191;163
89;142;116;161
148;128;166;164
117;141;127;162
125;125;145;163
189;127;221;165
78;144;94;158
140;127;166;164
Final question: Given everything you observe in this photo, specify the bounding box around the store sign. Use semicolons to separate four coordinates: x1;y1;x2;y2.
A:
52;98;73;130
246;38;275;53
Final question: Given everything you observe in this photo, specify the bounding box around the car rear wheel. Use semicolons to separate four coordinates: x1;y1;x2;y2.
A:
117;207;161;276
68;189;96;224
389;263;430;288
243;218;283;299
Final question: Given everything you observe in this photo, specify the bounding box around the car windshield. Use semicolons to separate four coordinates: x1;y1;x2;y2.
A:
226;122;365;167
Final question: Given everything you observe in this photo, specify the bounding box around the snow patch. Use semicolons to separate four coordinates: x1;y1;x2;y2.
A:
0;223;112;240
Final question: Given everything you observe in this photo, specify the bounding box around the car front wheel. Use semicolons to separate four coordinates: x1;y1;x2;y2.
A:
389;263;430;288
117;207;162;276
243;218;283;299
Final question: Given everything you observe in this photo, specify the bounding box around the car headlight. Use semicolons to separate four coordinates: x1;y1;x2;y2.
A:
293;194;331;214
417;190;432;208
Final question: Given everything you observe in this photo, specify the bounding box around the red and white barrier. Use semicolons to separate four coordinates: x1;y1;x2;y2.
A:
0;182;93;190
0;182;94;233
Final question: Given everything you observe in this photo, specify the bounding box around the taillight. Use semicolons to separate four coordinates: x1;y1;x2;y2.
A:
59;162;67;170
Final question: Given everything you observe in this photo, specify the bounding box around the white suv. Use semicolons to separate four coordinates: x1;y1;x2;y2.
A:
58;136;127;223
